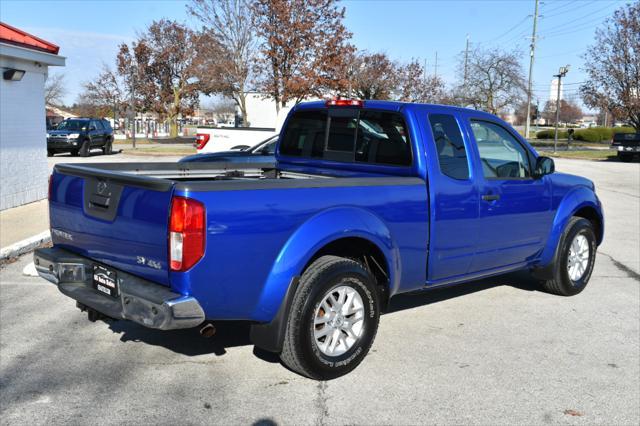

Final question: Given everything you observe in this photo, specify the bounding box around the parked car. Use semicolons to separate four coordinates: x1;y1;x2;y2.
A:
35;99;603;380
47;118;113;157
180;136;277;164
611;132;640;162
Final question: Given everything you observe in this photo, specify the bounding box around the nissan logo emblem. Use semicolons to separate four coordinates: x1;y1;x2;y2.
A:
97;181;108;195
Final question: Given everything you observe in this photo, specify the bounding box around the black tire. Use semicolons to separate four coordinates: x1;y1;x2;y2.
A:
79;139;90;157
70;149;79;157
47;150;54;157
618;152;632;162
540;217;597;296
280;255;380;380
103;138;113;155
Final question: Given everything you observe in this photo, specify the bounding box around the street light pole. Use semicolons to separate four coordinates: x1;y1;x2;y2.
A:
553;65;570;153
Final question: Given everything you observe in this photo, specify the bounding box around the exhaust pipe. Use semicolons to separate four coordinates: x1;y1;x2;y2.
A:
199;323;216;338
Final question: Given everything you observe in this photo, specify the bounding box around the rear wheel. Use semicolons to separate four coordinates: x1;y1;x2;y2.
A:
280;255;380;380
540;217;597;296
102;138;113;155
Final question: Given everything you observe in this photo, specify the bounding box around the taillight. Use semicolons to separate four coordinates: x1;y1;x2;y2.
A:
195;133;210;150
48;174;53;201
326;99;364;107
169;196;205;271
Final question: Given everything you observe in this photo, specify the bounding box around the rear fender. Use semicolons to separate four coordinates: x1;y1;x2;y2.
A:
253;206;398;322
539;186;603;268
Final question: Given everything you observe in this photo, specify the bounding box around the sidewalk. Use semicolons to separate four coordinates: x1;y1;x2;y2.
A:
0;199;50;259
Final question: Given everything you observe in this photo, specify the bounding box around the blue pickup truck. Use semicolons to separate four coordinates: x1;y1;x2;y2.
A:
35;100;603;379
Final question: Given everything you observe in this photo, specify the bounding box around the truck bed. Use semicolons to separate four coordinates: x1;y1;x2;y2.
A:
49;161;427;302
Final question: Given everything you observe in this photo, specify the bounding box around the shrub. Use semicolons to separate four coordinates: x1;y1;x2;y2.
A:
573;128;601;142
536;129;567;139
536;126;635;142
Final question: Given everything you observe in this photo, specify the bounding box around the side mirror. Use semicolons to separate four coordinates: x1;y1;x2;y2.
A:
534;156;555;178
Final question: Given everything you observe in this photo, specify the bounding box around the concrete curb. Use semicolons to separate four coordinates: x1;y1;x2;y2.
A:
0;231;51;261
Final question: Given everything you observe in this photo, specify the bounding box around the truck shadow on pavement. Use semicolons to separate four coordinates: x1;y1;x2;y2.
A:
105;271;540;361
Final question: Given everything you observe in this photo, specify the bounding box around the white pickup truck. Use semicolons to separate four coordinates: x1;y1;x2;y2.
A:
194;109;290;153
194;126;278;153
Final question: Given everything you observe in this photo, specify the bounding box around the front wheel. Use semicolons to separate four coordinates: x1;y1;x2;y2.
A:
540;217;597;296
78;139;90;157
280;255;380;380
618;152;633;162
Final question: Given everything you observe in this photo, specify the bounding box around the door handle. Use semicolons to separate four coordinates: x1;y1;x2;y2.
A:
482;194;500;201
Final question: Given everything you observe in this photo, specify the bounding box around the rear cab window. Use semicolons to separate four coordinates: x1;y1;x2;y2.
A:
428;114;470;180
280;108;412;167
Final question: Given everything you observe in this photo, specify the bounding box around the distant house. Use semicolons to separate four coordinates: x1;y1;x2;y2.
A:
46;105;76;129
0;22;65;210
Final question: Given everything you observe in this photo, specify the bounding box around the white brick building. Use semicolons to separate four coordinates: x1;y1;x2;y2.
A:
0;23;65;210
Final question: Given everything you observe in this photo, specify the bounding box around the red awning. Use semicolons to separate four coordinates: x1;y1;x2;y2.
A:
0;22;59;54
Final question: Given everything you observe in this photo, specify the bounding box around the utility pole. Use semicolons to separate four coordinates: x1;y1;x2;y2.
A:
463;34;470;88
553;65;570;153
130;69;136;149
524;0;540;141
434;51;438;77
423;58;428;83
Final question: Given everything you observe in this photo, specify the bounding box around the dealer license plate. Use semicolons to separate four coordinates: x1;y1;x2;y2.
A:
93;265;118;298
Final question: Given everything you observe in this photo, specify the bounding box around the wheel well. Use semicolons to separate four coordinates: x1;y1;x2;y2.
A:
305;237;391;309
574;206;603;244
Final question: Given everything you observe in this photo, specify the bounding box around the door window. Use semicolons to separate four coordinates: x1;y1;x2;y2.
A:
428;114;469;180
91;120;103;131
471;121;531;179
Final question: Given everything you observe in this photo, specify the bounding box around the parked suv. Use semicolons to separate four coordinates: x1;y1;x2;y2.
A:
611;132;640;162
47;118;114;157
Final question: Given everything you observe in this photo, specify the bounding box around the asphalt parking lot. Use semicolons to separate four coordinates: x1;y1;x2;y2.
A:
1;158;638;425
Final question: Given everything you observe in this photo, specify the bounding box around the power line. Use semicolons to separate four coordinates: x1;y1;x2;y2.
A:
484;15;531;43
543;3;618;36
543;0;597;18
541;0;580;15
543;16;610;38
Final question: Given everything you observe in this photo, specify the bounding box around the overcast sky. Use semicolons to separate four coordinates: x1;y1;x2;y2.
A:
1;0;625;108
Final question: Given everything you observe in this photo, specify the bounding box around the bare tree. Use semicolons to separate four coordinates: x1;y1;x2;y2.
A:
81;64;127;122
188;0;257;126
347;51;398;100
210;99;237;123
580;2;639;130
45;73;66;106
454;46;526;114
253;0;354;112
397;59;446;103
514;100;539;125
117;20;200;137
541;99;583;124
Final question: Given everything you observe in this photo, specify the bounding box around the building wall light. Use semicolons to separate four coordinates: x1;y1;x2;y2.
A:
3;69;26;81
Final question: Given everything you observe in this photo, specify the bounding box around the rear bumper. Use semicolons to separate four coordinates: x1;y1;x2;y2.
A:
34;247;205;330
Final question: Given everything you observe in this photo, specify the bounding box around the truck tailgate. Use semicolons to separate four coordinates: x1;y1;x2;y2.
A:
49;165;174;286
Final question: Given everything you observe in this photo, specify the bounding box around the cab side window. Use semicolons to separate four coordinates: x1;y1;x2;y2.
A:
428;114;469;180
470;121;531;179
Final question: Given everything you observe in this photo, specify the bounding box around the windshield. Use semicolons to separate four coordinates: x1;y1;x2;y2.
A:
57;120;88;131
250;136;278;154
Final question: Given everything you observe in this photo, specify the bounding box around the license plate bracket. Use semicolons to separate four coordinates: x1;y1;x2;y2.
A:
93;265;118;298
